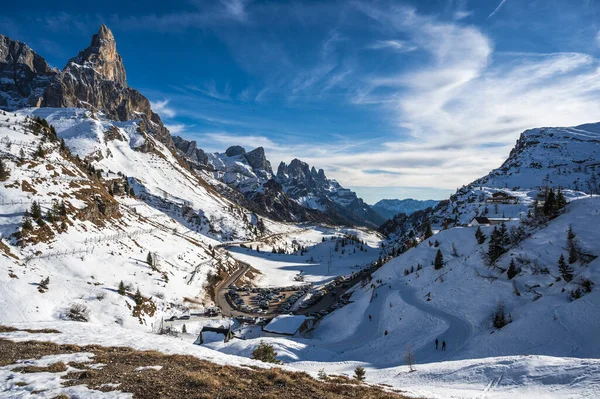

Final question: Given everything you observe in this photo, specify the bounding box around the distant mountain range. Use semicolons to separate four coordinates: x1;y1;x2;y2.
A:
372;199;439;219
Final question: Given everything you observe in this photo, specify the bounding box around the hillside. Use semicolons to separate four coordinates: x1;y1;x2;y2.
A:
372;199;439;219
0;109;288;329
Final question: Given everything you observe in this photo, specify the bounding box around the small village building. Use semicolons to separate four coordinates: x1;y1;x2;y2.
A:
469;217;491;226
204;306;221;317
262;315;314;337
194;326;234;345
486;192;519;204
469;216;519;227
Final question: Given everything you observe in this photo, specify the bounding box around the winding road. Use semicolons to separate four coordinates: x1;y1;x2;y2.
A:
397;285;473;364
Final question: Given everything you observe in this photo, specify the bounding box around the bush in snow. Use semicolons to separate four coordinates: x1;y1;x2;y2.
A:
66;303;90;322
118;280;126;295
492;301;509;329
252;342;282;364
353;366;366;382
318;368;327;380
39;276;50;291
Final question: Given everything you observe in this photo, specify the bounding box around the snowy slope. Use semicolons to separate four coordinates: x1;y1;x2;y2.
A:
0;110;293;330
202;195;600;398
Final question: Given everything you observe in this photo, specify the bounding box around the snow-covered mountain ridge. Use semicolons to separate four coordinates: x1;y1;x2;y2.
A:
172;138;385;227
474;122;600;191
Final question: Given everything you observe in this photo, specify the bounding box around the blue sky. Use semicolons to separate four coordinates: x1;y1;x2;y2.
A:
3;0;600;203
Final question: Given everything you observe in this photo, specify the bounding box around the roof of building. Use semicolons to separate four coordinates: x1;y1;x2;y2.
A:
263;314;311;335
491;191;516;198
200;326;231;335
472;217;490;224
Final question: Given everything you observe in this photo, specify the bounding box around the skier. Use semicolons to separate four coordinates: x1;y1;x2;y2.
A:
442;340;446;351
435;338;439;350
369;314;372;321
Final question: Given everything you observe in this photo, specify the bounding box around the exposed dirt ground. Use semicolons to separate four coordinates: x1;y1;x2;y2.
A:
0;327;414;399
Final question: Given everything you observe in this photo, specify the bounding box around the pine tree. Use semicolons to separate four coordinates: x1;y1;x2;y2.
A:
543;188;556;216
475;225;486;244
556;188;567;210
182;324;187;334
423;222;433;239
567;225;576;240
434;249;444;270
498;223;510;248
558;253;574;282
59;201;67;217
251;342;281;364
487;226;501;263
147;251;154;267
353;366;366;382
568;241;578;264
118;281;126;295
30;201;42;221
22;212;33;231
133;288;143;304
567;225;578;264
507;259;518;279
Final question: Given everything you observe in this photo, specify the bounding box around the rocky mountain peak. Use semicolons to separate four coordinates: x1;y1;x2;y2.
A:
68;24;127;87
226;145;246;157
0;34;57;109
245;147;272;173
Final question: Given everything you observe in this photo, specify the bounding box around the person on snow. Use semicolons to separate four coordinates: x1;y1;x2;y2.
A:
369;314;372;321
435;338;439;350
442;340;446;351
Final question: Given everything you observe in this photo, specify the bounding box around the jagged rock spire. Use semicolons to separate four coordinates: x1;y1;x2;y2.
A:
67;24;127;87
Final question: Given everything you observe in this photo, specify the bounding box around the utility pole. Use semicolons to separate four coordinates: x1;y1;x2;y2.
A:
328;244;332;275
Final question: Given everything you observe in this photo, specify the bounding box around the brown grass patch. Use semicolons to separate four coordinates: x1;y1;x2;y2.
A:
0;338;412;399
0;240;19;259
0;325;61;334
14;361;67;374
21;180;37;194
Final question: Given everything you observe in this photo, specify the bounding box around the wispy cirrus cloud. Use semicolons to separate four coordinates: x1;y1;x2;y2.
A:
487;0;509;19
369;40;417;52
150;99;176;118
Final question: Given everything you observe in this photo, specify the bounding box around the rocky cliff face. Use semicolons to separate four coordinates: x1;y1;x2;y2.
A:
0;25;174;148
276;158;385;227
173;136;209;167
0;34;58;109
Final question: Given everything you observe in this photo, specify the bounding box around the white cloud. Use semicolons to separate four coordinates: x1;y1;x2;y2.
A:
370;40;417;52
487;0;509;19
165;123;187;135
150;99;176;118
